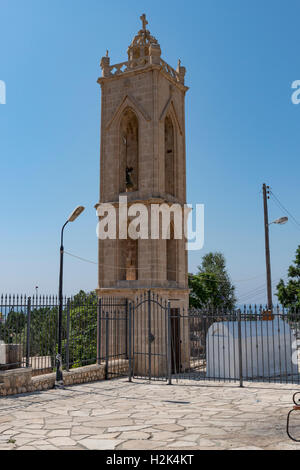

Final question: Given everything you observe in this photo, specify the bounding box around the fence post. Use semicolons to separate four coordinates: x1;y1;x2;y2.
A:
105;311;109;380
167;301;172;385
125;299;128;359
238;312;243;388
128;302;132;382
97;298;101;365
65;299;70;372
26;297;31;368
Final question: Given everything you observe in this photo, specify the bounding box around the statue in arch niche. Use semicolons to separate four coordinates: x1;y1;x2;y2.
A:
126;166;134;191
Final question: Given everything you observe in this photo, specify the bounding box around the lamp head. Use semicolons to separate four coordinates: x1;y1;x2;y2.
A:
68;206;85;222
272;216;288;225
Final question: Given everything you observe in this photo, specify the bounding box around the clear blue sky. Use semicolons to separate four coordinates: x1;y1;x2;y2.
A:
0;0;299;304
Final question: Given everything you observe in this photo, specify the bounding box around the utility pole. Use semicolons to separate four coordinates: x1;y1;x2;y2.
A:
262;183;272;310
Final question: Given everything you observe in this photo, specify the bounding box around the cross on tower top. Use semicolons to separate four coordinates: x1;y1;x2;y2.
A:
140;13;148;31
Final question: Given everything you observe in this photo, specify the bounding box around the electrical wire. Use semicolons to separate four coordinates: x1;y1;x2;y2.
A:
64;251;97;265
270;190;300;231
237;276;287;303
238;277;286;301
64;250;264;285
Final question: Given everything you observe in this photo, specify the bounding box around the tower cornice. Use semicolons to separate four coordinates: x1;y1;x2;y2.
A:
97;63;189;93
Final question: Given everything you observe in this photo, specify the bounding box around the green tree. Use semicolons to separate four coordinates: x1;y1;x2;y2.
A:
189;252;236;310
69;290;97;308
18;291;97;370
1;310;26;343
21;306;59;364
63;290;98;368
276;245;300;309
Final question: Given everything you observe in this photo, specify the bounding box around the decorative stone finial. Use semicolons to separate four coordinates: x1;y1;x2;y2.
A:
100;53;111;77
140;13;148;31
177;59;186;85
149;42;161;65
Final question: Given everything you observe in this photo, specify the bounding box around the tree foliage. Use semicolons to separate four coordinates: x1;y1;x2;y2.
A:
0;290;98;370
20;306;59;365
276;245;300;309
189;252;236;310
1;310;26;343
62;290;98;368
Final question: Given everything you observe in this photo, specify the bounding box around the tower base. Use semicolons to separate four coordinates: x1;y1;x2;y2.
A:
96;288;190;378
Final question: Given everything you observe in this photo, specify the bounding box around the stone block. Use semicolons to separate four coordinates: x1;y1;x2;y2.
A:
0;343;22;370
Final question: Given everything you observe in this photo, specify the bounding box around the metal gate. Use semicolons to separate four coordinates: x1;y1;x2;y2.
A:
128;291;171;382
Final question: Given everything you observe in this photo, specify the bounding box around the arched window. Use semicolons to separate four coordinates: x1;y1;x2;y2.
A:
120;109;139;193
165;115;175;196
120;238;138;281
167;221;177;282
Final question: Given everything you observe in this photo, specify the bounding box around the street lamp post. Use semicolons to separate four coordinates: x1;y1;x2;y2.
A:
55;206;85;387
262;183;288;311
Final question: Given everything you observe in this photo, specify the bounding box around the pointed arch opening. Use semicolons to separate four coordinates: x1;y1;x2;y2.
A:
167;221;177;282
165;115;175;196
120;238;138;281
120;108;139;193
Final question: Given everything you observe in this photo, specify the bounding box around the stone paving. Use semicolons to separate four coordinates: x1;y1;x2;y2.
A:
0;378;300;450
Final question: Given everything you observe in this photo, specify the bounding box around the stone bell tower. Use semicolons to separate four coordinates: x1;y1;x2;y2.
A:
96;15;189;311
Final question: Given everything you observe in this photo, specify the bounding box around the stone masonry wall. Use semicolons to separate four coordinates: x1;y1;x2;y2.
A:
0;360;128;397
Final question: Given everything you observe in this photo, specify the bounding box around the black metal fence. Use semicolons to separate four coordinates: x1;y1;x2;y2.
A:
0;294;130;378
1;293;300;387
97;298;129;379
0;294;99;374
170;306;300;386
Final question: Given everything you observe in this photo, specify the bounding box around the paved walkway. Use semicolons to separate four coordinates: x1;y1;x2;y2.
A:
0;379;300;450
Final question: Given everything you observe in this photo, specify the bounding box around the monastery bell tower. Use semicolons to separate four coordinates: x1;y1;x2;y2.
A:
96;14;189;310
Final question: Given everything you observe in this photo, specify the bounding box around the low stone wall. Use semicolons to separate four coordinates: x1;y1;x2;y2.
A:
0;360;128;397
0;368;32;396
31;368;53;377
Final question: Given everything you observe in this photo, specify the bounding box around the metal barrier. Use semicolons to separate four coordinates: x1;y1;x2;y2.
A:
0;294;98;374
1;293;299;386
97;298;128;379
171;309;300;385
